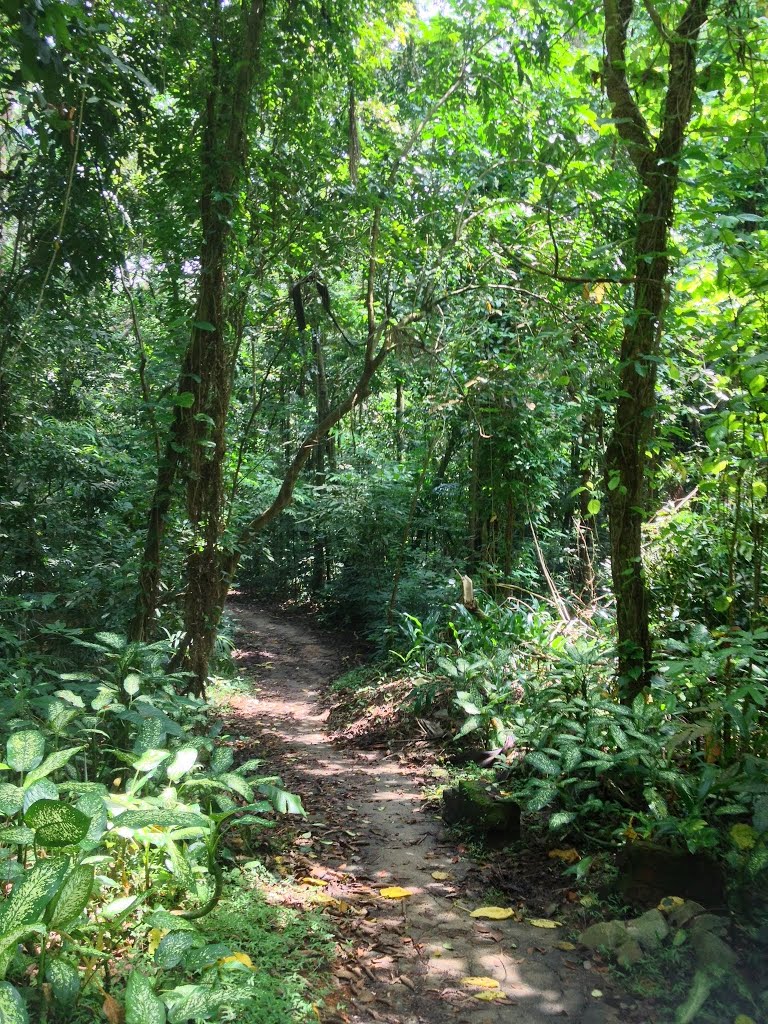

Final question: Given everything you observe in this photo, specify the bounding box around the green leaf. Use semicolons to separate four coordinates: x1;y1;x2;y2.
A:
75;793;108;842
24;801;91;848
0;857;69;935
165;984;220;1023
0;982;29;1023
548;810;577;829
155;930;202;968
172;391;196;408
123;673;142;697
48;865;94;928
114;810;210;831
23;780;58;814
6;731;45;773
192;320;216;332
126;971;166;1024
524;784;559;811
209;748;234;776
0;826;36;845
525;751;559;776
24;748;83;788
145;910;199;933
0;784;23;817
133;749;171;774
216;773;253;801
753;480;767;501
100;895;141;921
46;959;81;1006
587;498;601;515
166;748;198;783
257;783;306;816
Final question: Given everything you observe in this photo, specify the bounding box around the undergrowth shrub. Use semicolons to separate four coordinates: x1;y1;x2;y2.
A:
392;594;768;896
0;620;307;1022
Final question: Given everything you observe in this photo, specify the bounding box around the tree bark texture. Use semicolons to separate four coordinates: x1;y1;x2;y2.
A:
602;0;709;699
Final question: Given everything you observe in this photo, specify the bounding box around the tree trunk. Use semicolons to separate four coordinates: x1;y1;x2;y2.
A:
602;0;709;700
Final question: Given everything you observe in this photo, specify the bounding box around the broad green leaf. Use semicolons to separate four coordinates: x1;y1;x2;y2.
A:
46;959;81;1005
0;982;28;1023
133;749;170;773
166;748;198;783
166;839;196;889
525;751;559;776
23;780;58;814
6;732;45;773
124;673;142;696
172;391;196;408
0;826;36;845
209;748;234;776
24;747;83;788
114;810;209;831
0;784;23;817
145;910;199;933
75;792;108;842
257;783;306;816
0;857;69;934
126;971;166;1024
93;632;126;650
24;801;90;848
216;773;253;801
165;984;220;1023
48;865;94;928
100;895;140;921
155;930;202;968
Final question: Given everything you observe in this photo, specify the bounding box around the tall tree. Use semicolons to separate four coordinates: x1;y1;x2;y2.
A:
602;0;709;698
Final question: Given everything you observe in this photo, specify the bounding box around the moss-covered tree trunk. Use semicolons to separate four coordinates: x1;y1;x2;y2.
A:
602;0;709;699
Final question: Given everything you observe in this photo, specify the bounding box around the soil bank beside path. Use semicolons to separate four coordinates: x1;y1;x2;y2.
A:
224;603;630;1024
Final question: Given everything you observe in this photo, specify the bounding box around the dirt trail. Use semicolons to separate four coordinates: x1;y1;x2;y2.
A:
225;604;625;1024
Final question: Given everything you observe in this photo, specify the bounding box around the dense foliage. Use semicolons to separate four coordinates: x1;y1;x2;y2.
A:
1;0;768;1017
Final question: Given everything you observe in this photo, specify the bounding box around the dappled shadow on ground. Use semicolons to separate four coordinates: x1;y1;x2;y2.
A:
222;603;640;1024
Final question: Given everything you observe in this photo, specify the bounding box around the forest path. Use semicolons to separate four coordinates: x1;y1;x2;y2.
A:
224;603;623;1024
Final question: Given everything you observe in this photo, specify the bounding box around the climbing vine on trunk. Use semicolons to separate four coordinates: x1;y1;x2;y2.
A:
602;0;710;700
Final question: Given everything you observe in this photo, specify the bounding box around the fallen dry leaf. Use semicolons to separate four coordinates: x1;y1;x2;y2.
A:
103;993;124;1024
474;990;509;1002
547;848;580;864
526;918;562;928
556;941;577;951
461;976;499;989
300;877;328;887
379;886;412;899
431;871;451;881
469;906;515;920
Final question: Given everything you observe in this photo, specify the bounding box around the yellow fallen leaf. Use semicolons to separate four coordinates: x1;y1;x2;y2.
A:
657;896;685;913
548;848;580;865
380;886;412;899
300;877;328;887
460;976;499;989
527;919;561;928
734;1016;756;1024
556;941;577;951
591;989;603;998
147;928;166;956
310;892;336;904
469;906;515;920
218;952;255;969
431;871;451;881
474;991;509;1001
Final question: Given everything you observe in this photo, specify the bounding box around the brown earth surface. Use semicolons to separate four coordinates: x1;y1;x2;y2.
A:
223;602;646;1024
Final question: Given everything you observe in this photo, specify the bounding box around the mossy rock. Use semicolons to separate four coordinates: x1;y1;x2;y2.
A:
441;780;521;839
